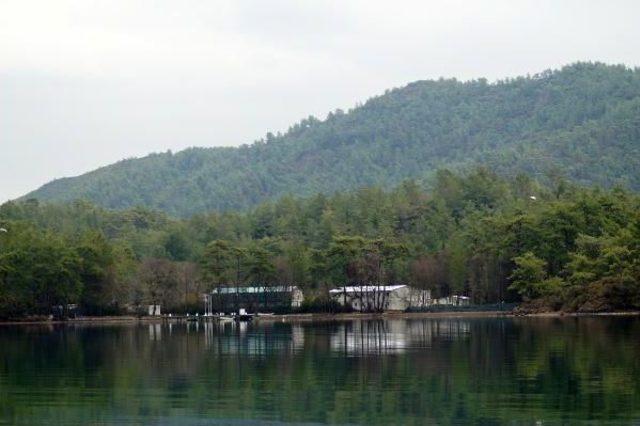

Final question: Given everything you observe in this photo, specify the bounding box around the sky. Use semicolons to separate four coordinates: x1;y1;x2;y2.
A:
1;0;640;202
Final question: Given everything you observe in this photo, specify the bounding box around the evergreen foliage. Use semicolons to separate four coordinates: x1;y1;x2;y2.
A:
24;62;640;217
2;168;640;316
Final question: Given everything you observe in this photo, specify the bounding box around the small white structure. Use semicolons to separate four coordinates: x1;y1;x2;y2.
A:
148;304;161;316
329;285;432;312
290;287;304;308
432;295;471;306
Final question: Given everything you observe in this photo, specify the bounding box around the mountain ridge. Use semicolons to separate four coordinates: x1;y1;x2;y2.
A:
24;62;640;216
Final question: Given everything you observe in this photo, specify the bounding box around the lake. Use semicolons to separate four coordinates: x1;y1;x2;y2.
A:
0;316;638;425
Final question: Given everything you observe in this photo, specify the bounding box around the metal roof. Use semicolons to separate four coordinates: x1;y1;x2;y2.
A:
210;286;298;295
329;285;407;294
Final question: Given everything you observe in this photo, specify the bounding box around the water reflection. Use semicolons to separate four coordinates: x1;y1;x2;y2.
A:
0;317;638;425
200;321;306;356
187;318;473;357
148;323;162;341
330;319;470;355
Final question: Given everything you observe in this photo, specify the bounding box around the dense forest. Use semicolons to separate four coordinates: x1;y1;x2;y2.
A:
2;168;639;318
25;62;640;217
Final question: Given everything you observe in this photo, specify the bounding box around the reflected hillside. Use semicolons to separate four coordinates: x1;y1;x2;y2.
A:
0;317;639;424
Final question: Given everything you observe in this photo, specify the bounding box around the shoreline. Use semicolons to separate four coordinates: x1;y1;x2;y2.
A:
1;310;639;325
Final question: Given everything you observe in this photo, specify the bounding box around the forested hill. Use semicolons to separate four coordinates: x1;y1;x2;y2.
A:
25;62;640;217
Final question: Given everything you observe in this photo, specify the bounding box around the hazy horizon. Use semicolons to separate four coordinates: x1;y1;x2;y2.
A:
2;0;640;202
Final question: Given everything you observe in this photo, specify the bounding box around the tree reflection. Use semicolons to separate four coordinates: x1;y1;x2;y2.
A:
0;317;638;424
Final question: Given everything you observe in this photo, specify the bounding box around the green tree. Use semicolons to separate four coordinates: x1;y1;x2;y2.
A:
509;252;552;300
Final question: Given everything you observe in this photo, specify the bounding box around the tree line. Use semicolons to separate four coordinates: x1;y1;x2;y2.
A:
1;167;640;318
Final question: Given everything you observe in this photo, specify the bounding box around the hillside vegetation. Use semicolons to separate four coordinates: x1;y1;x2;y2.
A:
25;62;640;216
2;169;640;316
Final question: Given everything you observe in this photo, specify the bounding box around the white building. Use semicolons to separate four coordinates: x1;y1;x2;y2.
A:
329;285;432;312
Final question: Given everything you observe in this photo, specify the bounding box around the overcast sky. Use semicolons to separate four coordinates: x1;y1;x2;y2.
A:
1;0;639;202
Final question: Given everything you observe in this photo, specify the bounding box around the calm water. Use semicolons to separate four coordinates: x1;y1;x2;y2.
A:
0;317;639;425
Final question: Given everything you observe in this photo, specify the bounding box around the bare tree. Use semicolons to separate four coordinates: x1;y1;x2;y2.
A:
176;261;201;309
137;258;179;314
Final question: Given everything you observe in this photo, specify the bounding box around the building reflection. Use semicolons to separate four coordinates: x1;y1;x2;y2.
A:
329;319;470;355
148;322;162;341
193;318;471;357
202;320;305;357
